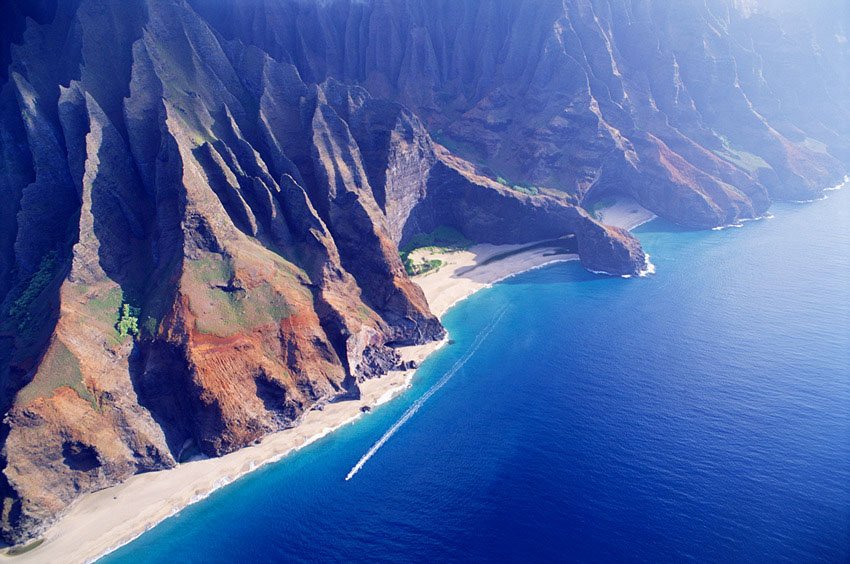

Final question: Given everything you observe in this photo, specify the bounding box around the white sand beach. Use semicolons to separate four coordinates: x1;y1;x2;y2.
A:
406;243;578;318
594;197;656;231
7;200;652;564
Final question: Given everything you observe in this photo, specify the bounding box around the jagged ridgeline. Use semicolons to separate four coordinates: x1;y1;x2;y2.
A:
0;0;847;545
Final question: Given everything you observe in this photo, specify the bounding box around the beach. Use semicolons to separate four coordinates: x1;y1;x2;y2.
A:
594;197;657;231
406;244;577;318
7;200;652;564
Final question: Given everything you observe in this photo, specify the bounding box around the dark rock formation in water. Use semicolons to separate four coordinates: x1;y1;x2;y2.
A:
0;0;846;544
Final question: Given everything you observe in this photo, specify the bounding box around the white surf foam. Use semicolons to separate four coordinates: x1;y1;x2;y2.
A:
824;175;849;191
637;253;656;277
711;212;779;230
741;213;773;223
345;306;508;481
789;195;828;204
711;223;744;231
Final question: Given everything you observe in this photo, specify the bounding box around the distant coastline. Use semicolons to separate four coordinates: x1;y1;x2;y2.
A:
7;200;655;564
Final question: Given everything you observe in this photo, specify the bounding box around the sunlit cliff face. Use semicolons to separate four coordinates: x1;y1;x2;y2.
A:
0;0;847;545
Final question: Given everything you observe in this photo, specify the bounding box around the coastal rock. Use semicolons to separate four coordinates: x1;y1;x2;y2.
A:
411;150;646;276
0;0;847;545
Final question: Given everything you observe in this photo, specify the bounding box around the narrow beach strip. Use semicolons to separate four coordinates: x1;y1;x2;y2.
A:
11;201;654;564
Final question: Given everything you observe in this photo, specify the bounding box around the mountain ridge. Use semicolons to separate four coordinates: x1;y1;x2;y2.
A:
0;0;846;544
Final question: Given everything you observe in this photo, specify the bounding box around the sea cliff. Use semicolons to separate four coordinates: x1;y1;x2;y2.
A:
0;0;847;546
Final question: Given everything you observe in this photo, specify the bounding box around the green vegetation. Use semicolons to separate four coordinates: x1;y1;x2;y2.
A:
357;304;375;322
714;135;770;174
117;303;141;338
431;130;475;157
495;175;540;196
15;340;93;408
6;538;45;556
79;286;146;343
185;254;294;337
8;251;58;331
402;226;472;252
194;254;235;285
143;315;158;336
403;258;444;277
191;281;292;337
85;286;123;321
400;226;470;276
510;184;539;196
401;255;414;276
82;286;125;343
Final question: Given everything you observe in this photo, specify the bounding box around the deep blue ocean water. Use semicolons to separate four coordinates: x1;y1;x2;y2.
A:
105;189;850;563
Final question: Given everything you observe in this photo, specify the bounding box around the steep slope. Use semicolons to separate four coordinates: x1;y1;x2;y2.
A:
0;0;646;543
0;0;846;546
193;0;850;226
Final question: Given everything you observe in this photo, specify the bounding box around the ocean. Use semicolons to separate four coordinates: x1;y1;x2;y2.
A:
104;188;850;563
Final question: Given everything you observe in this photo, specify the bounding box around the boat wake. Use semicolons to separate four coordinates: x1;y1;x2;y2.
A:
345;306;508;481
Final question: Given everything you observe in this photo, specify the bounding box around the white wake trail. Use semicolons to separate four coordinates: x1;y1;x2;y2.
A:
345;307;508;481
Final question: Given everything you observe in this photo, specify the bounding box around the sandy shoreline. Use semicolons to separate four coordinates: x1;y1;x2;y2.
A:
594;197;657;231
407;243;579;318
8;201;652;564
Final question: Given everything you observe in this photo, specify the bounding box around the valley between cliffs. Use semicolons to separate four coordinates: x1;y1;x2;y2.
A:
6;211;653;563
0;0;848;551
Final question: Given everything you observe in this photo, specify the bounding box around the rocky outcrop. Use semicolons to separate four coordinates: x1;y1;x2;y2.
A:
405;149;645;275
0;0;846;545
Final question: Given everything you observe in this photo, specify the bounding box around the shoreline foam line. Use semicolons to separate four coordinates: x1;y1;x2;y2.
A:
345;306;509;481
824;175;849;191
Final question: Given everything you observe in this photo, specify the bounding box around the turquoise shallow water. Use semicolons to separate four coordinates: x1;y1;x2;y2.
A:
105;188;850;563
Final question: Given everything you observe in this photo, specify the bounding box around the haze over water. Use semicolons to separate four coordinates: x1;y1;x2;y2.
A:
106;188;850;563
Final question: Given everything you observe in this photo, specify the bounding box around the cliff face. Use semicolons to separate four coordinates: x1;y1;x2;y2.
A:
0;0;649;543
193;0;850;226
0;0;845;544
